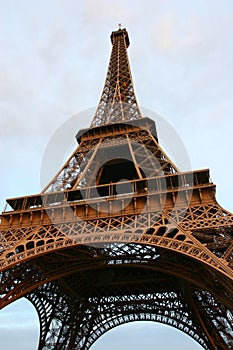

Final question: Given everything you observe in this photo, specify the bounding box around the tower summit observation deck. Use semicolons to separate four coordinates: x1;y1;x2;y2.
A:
0;28;233;350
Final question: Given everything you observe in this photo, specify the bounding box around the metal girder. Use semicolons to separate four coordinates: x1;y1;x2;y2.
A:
1;27;233;350
90;28;142;127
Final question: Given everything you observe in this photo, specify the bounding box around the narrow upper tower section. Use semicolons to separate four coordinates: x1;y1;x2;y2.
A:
90;27;142;127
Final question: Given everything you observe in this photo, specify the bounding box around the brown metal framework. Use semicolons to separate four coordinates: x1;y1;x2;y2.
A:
0;28;233;350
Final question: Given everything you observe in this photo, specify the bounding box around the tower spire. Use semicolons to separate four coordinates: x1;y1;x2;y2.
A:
91;27;142;127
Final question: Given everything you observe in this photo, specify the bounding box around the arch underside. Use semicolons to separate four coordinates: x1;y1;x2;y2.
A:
17;243;232;350
28;285;210;350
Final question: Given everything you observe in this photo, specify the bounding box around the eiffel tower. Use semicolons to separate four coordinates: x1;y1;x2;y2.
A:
0;27;233;350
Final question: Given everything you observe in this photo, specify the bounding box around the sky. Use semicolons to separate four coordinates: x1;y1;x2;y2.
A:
0;0;233;349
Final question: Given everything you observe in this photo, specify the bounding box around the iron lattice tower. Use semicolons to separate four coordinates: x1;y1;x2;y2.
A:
0;28;233;350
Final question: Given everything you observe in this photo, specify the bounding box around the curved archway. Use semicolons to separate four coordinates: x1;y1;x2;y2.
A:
0;304;204;350
1;241;232;349
91;321;203;350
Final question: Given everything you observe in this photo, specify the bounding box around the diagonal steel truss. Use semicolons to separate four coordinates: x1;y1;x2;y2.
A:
90;28;142;127
0;27;233;349
42;122;178;193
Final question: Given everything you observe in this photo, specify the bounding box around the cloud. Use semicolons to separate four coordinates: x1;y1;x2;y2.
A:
81;0;130;23
150;12;208;56
0;298;39;350
0;328;38;350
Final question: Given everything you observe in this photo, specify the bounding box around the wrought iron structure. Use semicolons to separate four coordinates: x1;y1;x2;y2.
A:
0;28;233;349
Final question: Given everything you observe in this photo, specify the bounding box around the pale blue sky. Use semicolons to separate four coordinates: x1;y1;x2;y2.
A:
0;0;233;349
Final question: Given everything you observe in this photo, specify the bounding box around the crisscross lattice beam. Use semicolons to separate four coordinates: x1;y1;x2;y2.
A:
90;28;142;127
